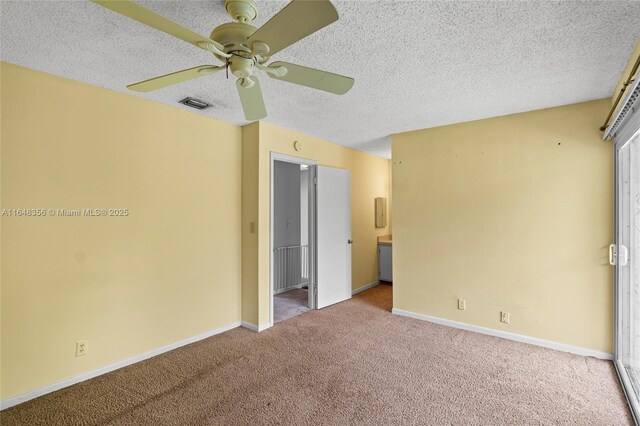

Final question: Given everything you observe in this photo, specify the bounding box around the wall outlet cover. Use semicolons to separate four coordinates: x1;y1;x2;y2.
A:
76;340;88;357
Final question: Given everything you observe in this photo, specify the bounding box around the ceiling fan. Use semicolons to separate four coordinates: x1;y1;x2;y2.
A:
91;0;355;121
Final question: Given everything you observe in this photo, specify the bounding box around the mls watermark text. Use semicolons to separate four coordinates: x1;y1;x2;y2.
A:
1;208;129;217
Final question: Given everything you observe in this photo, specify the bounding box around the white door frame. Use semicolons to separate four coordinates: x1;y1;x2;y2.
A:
270;152;317;326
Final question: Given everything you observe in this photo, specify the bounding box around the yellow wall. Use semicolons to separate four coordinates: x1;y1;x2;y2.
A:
0;63;243;399
241;123;260;326
1;63;392;399
392;100;614;353
242;122;391;326
388;158;393;235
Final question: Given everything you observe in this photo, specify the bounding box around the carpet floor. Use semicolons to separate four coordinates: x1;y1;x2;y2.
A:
1;284;632;425
274;288;310;323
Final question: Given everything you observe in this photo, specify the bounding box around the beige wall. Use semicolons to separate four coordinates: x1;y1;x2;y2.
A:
392;100;614;353
388;158;393;235
0;63;392;399
241;123;260;326
0;63;243;399
241;122;392;326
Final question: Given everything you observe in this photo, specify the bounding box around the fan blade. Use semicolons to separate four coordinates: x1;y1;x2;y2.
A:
127;65;223;92
247;0;338;57
91;0;225;52
236;77;267;121
267;61;354;95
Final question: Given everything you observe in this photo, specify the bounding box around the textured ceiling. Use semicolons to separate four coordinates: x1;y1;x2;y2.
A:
2;1;640;158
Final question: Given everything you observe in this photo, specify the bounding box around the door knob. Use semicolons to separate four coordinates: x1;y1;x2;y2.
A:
348;239;353;244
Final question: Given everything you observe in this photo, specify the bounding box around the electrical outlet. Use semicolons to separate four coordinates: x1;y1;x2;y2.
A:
457;299;466;310
500;312;510;324
76;340;88;357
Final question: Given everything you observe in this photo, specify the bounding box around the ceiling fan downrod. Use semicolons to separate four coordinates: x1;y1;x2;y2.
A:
224;0;258;24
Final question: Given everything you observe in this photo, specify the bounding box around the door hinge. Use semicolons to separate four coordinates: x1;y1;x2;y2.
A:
313;176;317;185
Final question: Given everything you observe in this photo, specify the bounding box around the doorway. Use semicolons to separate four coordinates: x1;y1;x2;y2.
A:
614;107;640;421
272;158;314;323
270;153;352;325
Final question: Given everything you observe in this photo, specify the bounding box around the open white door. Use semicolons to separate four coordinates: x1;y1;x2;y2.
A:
316;165;352;308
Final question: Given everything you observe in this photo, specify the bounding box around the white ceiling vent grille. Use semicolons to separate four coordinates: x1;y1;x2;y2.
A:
179;97;212;110
603;75;640;140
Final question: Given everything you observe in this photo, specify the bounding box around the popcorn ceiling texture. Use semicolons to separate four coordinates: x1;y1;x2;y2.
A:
1;0;639;158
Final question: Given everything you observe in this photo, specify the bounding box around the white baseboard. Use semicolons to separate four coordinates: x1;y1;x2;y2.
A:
352;280;381;295
241;321;272;332
259;323;272;331
0;321;241;411
392;308;613;360
274;284;306;295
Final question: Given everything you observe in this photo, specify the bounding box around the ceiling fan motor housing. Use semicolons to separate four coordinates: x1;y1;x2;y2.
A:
210;22;256;58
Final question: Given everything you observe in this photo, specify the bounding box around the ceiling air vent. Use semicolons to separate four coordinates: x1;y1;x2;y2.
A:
179;97;212;110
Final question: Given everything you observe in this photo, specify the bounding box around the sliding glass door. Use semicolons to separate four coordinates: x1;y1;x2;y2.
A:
616;122;640;421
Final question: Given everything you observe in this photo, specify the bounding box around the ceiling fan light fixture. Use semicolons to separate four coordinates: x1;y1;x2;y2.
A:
179;97;212;110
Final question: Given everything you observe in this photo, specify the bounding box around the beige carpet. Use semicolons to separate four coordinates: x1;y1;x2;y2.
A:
1;284;632;425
